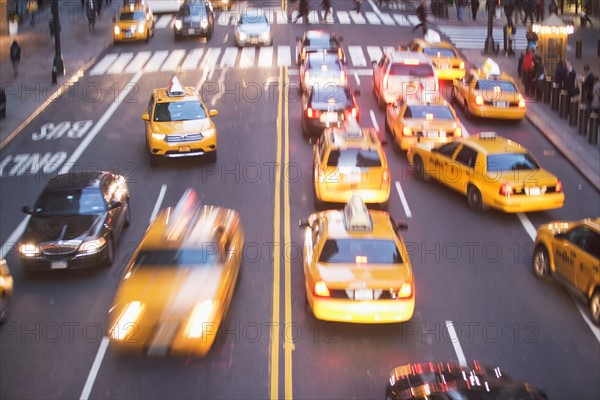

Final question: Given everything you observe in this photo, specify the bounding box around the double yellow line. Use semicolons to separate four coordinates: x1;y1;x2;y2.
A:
271;66;293;400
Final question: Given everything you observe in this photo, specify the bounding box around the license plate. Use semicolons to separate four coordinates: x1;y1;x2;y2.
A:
125;32;132;38
250;37;258;44
51;261;68;270
528;187;541;195
496;101;507;107
344;173;361;183
188;28;195;34
425;131;438;138
179;146;191;152
320;112;338;123
354;289;373;300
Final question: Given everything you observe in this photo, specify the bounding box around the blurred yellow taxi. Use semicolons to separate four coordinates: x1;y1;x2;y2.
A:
533;218;600;325
108;188;244;356
452;58;526;120
313;118;390;209
113;3;155;43
0;259;13;324
299;195;414;323
385;96;462;151
143;77;218;166
407;132;564;212
407;30;465;81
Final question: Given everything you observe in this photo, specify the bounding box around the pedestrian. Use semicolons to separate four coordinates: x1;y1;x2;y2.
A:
412;0;427;36
96;0;102;20
10;40;21;78
535;0;544;22
580;0;592;27
295;0;308;23
554;59;567;89
521;47;535;94
353;0;362;14
321;0;331;22
523;0;535;25
456;0;465;21
565;62;578;105
581;65;595;109
548;0;558;15
86;0;97;32
471;0;480;21
591;76;600;114
533;55;545;100
504;0;515;27
514;0;525;22
526;25;538;51
26;0;37;27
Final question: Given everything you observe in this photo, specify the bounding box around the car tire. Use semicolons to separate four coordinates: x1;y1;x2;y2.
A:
532;245;551;278
0;293;11;324
103;236;115;268
145;30;150;43
590;290;600;326
123;201;131;228
466;185;483;211
378;200;389;211
205;150;217;163
149;153;160;167
414;156;427;181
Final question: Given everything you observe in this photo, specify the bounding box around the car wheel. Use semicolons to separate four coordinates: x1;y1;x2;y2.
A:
532;245;550;278
123;201;131;228
0;294;11;324
205;150;217;163
414;156;427;181
378;200;389;211
145;30;150;43
466;185;483;211
149;153;159;167
103;236;115;268
590;290;600;326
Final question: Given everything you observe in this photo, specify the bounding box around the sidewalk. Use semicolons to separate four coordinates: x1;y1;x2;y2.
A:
0;1;120;148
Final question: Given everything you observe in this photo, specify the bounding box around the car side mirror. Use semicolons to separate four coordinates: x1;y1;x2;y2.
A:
22;206;33;214
299;219;310;228
396;222;408;232
354;88;361;96
109;200;123;210
209;109;219;117
141;113;150;121
555;232;566;240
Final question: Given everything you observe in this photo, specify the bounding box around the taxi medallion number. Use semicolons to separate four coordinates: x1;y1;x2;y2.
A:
496;101;507;108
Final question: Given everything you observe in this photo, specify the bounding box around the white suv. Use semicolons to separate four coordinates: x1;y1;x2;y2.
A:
372;50;438;108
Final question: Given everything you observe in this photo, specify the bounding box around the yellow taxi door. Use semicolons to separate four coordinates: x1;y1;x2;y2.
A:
447;144;478;194
553;227;594;284
574;230;600;295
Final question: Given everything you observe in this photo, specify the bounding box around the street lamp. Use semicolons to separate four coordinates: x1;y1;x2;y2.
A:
483;0;496;54
51;0;65;83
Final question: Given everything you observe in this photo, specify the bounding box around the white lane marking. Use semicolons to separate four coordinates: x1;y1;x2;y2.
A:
350;11;366;24
155;14;173;29
517;212;537;241
277;45;291;67
218;14;232;25
367;0;381;14
258;46;274;68
308;10;319;24
0;216;30;260
365;12;382;25
181;48;204;71
107;52;134;75
79;337;109;400
353;71;360;86
379;13;396;25
574;301;600;342
150;184;167;223
200;48;221;69
239;47;256;68
337;11;351;24
220;47;239;68
348;45;367;67
144;50;169;72
407;15;420;26
161;49;186;71
445;321;467;367
369;109;379;132
366;46;382;64
125;51;151;73
394;181;412;218
275;10;287;24
89;53;118;76
393;14;411;26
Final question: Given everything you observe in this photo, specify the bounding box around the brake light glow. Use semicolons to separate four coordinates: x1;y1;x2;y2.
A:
351;107;358;118
518;98;526;108
340;70;346;84
555;180;562;192
500;183;513;196
398;282;412;299
383;74;389;89
314;281;330;297
403;126;413;136
338;48;343;60
404;59;420;65
454;127;462;137
475;95;484;105
355;256;367;264
307;107;320;118
459;61;465;70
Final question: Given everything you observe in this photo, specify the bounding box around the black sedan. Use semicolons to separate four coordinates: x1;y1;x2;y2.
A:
296;29;345;65
174;0;215;41
386;360;547;399
18;171;131;271
302;83;360;137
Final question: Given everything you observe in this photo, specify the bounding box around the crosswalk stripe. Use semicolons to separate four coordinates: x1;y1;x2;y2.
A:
275;10;288;24
407;15;420;25
161;49;186;71
278;45;291;67
365;12;382;25
218;14;232;25
348;46;367;67
366;46;382;63
201;48;221;69
181;49;204;71
337;11;351;24
379;13;396;25
125;51;151;73
308;10;320;24
155;15;173;29
239;47;256;68
220;47;238;67
89;53;118;76
258;46;274;68
145;50;169;72
107;52;134;75
350;12;367;24
393;14;411;26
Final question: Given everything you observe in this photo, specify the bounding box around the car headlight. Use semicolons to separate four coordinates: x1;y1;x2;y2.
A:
185;300;215;338
238;32;247;41
202;128;216;137
174;19;182;30
19;243;40;257
151;133;166;140
261;31;270;40
110;301;144;341
138;22;145;32
78;237;107;254
131;25;137;32
113;26;120;35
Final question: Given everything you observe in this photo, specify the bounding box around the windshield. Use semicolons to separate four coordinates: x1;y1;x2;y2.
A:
327;149;382;168
487;153;540;171
404;105;455;120
33;188;107;216
318;239;403;264
241;14;267;24
132;248;217;268
153;100;207;122
119;11;145;21
476;80;518;93
311;87;349;109
179;5;207;17
390;63;434;77
423;47;457;58
307;54;341;71
305;35;336;48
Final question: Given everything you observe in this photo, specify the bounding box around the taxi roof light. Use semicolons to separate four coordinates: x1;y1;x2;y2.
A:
424;30;442;44
343;195;373;232
478;132;497;140
341;117;364;140
167;76;185;97
482;58;501;77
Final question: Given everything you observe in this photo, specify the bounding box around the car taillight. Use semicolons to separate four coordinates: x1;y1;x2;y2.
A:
518;98;526;108
403;126;413;136
475;95;484;105
351;107;358;118
340;71;346;84
318;166;326;180
555;180;562;193
459;61;465;70
307;107;320;118
302;48;306;60
304;71;310;85
383;74;388;89
314;281;330;297
382;168;390;184
500;183;513;196
338;48;343;60
453;127;462;137
397;282;412;299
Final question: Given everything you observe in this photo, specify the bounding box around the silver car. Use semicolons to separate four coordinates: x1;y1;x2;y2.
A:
234;9;272;47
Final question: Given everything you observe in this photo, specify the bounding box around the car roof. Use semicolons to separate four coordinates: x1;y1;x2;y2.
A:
45;171;107;191
152;86;200;103
320;209;395;240
470;67;515;82
119;3;146;12
403;97;449;107
324;121;382;151
459;135;528;156
389;51;431;64
305;30;334;40
410;38;456;50
307;52;341;63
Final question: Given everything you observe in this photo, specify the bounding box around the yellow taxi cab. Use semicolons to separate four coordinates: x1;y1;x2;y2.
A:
407;132;565;212
0;258;13;324
407;30;465;81
385;96;462;151
452;58;526;120
143;77;218;166
298;195;414;323
313;118;390;209
108;188;244;356
113;3;155;43
533;218;600;325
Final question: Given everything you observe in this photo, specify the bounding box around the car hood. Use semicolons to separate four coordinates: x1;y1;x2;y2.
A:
315;262;412;289
403;118;459;132
236;23;270;35
182;15;208;23
150;119;212;135
22;214;105;243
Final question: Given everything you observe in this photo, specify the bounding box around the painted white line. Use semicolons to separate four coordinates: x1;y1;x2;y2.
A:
258;46;274;68
574;300;600;343
369;109;379;132
445;321;467;367
353;71;360;86
161;49;186;72
181;48;204;71
155;14;173;29
367;0;381;14
79;336;109;400
407;15;420;26
144;50;169;72
365;12;382;25
89;53;118;76
150;184;167;223
107;52;134;75
393;14;411;26
366;46;382;64
308;10;319;24
200;48;221;70
277;45;291;67
517;212;537;241
239;47;256;68
350;11;366;24
336;10;351;24
0;216;30;260
394;181;412;218
348;45;367;67
220;47;239;68
125;51;151;73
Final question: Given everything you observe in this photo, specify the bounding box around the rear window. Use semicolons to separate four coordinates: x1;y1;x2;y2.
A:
404;105;454;119
305;35;336;47
307;54;341;70
390;63;434;77
311;87;349;109
318;239;403;264
241;14;267;24
423;47;457;58
153;100;207;122
475;80;518;93
326;149;382;168
486;153;540;171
